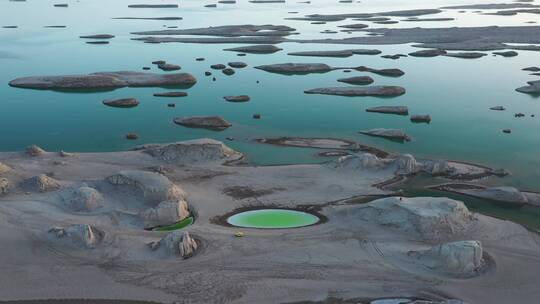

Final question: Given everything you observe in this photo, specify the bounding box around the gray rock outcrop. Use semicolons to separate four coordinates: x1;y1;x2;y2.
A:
173;116;232;130
24;174;61;192
412;240;484;277
359;128;411;141
134;138;241;163
305;86;406;97
141;199;190;229
65;186;103;212
10;71;197;90
49;224;103;249
0;178;9;195
106;170;185;205
158;231;199;258
0;162;11;174
26;145;45;156
356;196;475;240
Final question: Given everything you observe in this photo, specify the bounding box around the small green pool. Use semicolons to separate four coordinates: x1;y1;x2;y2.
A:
226;209;320;229
152;217;194;232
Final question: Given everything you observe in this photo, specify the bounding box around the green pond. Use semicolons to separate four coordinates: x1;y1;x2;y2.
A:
227;209;320;229
1;0;540;226
152;217;194;232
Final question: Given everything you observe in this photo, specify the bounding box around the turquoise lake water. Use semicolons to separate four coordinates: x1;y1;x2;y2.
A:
0;0;539;195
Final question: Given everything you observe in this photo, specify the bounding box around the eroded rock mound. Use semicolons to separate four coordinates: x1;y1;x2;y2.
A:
49;224;103;249
141;199;190;229
106;170;185;205
0;162;12;174
65;186;103;212
411;240;484;277
173;116;232;130
457;186;528;205
356;197;475;240
24;174;60;192
134;138;241;163
26;145;46;156
155;231;199;258
0;178;9;195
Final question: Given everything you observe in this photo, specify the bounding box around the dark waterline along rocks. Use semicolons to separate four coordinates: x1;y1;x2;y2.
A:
304;86;406;97
409;49;447;57
224;95;250;102
444;52;488;59
158;63;181;71
211;64;226;70
128;4;179;8
493;51;518;57
113;17;183;20
153;92;188;97
287;49;381;58
410;114;432;123
174;116;232;130
338;23;368;29
255;63;333;74
79;34;115;39
224;44;283;54
356;66;405;77
286;9;442;22
288;50;355;58
256;63;404;77
516;80;540;95
103;98;139;108
359;128;411;142
222;68;235;75
337;76;374;85
228;62;247;68
126;133;139;140
132;24;295;37
9;71;197;90
382;54;407;60
366;106;409;115
351;49;382;55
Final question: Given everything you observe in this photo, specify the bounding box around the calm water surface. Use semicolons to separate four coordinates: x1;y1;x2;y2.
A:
1;0;540;224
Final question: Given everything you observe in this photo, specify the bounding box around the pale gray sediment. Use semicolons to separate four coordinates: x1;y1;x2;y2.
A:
0;139;537;303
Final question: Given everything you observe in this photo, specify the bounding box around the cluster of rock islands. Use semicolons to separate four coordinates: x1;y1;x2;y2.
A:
2;1;540;303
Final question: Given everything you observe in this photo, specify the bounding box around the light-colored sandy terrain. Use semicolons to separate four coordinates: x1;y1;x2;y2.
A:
0;139;539;304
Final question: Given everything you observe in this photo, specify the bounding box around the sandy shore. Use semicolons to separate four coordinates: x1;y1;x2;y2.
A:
0;139;539;303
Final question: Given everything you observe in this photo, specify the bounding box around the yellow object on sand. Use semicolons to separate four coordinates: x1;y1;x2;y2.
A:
234;231;245;237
